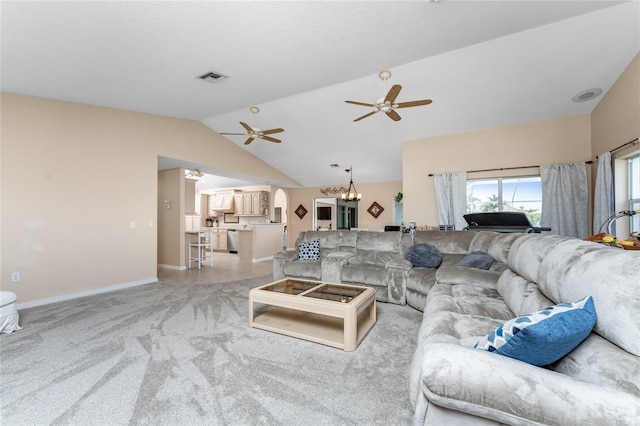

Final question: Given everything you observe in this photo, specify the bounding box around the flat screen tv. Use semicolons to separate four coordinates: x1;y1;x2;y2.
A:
317;206;332;220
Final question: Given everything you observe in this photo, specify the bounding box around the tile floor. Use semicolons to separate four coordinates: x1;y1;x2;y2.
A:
157;251;273;284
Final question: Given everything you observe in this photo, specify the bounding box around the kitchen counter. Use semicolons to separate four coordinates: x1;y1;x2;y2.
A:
237;224;285;262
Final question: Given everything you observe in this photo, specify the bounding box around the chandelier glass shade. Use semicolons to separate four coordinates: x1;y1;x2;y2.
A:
341;168;362;202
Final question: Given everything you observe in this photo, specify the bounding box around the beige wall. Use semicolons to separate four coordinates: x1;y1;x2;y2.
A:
591;53;640;236
0;94;299;304
285;181;402;247
158;168;184;268
591;53;639;158
402;115;592;228
2;55;636;304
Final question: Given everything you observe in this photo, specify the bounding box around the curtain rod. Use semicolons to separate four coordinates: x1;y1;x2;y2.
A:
596;137;639;159
427;161;593;177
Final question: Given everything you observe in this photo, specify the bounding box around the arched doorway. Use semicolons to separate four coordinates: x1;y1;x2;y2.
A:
274;188;288;248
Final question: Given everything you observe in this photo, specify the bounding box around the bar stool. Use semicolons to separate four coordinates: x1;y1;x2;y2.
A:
189;230;213;269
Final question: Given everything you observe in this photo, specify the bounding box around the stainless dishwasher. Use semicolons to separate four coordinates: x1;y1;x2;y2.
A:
227;229;238;253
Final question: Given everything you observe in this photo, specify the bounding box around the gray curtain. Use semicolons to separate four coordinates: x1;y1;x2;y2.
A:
433;171;467;230
593;151;614;234
540;162;588;238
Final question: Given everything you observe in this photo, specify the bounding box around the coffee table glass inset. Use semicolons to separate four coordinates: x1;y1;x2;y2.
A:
249;279;376;351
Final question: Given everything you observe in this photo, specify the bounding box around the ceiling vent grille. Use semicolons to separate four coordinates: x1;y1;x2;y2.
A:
197;71;229;83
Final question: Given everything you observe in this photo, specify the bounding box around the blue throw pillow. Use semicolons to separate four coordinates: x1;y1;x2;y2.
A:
405;243;442;268
456;251;494;270
474;296;596;366
298;240;320;260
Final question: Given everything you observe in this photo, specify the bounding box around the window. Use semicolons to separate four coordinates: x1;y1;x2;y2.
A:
629;155;640;233
467;176;542;226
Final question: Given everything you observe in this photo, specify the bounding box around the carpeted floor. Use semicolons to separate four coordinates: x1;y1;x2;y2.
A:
0;275;422;425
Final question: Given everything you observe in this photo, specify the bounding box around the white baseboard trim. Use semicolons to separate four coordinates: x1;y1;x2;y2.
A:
16;277;158;310
158;264;186;270
253;256;274;263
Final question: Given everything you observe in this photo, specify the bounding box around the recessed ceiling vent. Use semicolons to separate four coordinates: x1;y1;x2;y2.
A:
572;88;602;103
197;71;229;84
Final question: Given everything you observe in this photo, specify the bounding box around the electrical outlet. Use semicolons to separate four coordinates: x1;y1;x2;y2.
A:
130;221;136;229
11;272;20;282
148;221;154;228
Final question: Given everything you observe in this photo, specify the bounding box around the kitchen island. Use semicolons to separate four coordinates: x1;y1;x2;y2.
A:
237;224;285;262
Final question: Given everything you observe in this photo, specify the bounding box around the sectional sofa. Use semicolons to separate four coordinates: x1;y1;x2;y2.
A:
272;230;640;425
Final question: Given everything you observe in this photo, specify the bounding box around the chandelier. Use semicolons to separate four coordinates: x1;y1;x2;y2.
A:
341;167;362;202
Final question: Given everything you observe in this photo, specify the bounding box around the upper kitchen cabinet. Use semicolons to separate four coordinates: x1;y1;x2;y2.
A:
234;191;269;216
209;190;235;216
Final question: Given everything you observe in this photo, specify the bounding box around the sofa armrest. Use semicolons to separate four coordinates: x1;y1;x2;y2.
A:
273;249;299;280
274;249;299;262
326;251;355;261
420;342;639;425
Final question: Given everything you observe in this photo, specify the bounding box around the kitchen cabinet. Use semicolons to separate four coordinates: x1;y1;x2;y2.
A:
210;191;235;213
234;194;246;215
233;191;270;216
209;228;228;251
207;194;218;217
185;214;201;232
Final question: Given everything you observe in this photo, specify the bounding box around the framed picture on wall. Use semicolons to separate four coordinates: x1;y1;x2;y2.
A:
367;201;384;219
295;204;308;219
224;213;239;223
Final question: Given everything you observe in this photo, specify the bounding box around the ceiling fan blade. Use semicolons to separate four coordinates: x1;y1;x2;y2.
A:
240;122;253;132
244;137;255;145
396;99;433;108
261;135;282;143
261;128;284;135
384;84;402;104
219;132;246;135
353;111;378;122
386;110;402;121
345;100;375;107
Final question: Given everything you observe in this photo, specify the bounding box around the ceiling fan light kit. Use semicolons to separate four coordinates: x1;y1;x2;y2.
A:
346;69;433;122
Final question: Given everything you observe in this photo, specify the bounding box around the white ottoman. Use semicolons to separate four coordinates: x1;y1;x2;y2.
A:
0;291;21;333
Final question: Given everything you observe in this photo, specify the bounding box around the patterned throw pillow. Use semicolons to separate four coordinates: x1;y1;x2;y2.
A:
298;240;320;261
474;296;596;366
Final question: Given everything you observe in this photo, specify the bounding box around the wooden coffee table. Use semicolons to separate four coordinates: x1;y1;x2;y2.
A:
249;279;376;351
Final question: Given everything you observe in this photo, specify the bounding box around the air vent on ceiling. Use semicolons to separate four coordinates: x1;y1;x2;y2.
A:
197;71;229;83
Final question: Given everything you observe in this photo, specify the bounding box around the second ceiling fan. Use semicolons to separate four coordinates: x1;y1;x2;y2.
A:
220;106;284;145
345;70;433;122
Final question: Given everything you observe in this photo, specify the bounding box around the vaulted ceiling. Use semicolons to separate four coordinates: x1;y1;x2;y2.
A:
2;1;638;189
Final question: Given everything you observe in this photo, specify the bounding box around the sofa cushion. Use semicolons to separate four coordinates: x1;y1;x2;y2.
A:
425;283;515;322
412;230;475;254
474;296;597;366
405;243;442;268
283;260;322;280
353;231;403;266
298;240;320;260
513;236;640;357
341;263;387;287
496;269;554;316
455;251;494;270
